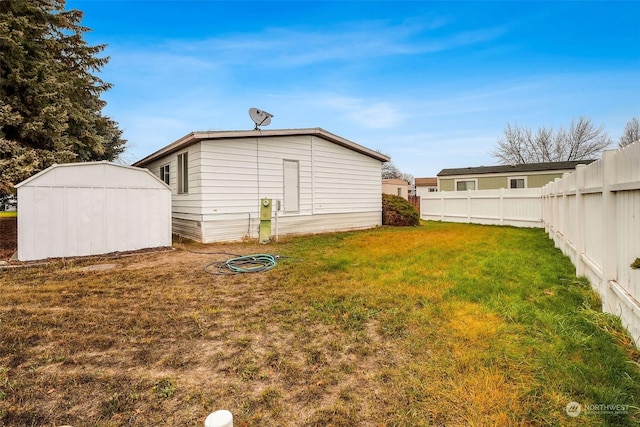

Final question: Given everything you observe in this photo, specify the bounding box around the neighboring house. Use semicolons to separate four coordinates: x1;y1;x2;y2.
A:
437;160;596;191
133;128;389;243
382;178;409;199
414;177;438;197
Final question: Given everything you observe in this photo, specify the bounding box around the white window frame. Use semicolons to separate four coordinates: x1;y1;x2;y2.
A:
508;176;527;189
159;164;170;186
177;152;188;194
455;179;477;191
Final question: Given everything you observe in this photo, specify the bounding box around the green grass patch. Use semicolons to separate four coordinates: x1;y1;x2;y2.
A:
275;222;640;425
0;211;16;218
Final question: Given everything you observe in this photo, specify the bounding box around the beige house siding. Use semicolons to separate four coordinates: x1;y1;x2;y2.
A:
528;173;564;188
440;171;572;191
382;179;409;199
440;179;455;191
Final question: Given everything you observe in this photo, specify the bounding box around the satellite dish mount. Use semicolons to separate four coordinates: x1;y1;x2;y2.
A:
249;108;274;130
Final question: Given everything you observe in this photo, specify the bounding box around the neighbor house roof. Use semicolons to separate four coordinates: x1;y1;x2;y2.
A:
437;160;596;177
133;128;390;167
415;177;438;187
382;178;408;185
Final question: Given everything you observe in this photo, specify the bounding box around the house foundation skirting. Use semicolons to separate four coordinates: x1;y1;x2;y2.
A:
172;211;382;243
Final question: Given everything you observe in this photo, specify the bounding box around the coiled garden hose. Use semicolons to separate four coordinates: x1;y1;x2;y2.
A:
204;253;280;275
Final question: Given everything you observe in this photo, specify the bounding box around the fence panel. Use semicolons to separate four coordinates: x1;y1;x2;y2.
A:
542;145;640;346
421;188;543;228
617;192;640;301
408;195;421;214
583;193;604;276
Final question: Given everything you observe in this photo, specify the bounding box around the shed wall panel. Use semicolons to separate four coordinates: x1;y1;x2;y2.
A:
17;163;171;261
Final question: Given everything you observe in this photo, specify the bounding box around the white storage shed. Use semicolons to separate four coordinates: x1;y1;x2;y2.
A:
16;161;171;261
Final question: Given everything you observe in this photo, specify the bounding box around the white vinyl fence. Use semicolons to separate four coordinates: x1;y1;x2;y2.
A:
542;144;640;345
420;188;543;228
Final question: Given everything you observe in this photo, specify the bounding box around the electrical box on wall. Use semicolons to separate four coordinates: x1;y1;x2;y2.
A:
259;198;272;243
260;198;272;220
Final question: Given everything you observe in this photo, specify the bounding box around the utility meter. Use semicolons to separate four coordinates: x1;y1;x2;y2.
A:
260;198;273;221
259;198;273;242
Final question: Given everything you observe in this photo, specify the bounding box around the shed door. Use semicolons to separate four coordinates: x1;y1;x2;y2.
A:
283;160;299;213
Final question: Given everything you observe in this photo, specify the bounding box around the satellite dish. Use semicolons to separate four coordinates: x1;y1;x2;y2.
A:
249;108;273;130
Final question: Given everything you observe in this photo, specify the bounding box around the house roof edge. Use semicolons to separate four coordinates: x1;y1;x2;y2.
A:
132;128;389;167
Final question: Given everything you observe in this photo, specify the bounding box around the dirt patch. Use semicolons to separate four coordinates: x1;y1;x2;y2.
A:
0;217;17;260
81;263;119;272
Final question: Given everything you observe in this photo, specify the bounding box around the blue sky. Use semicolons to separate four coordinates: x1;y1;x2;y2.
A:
66;0;640;177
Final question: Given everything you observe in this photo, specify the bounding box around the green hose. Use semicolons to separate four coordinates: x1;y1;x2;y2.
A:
205;254;278;275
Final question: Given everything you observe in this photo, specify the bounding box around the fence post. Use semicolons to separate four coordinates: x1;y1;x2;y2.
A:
541;184;548;232
548;178;558;247
601;149;619;312
574;165;586;276
559;173;571;254
544;185;551;232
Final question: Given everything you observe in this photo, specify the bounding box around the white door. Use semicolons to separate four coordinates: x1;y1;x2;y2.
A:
283;160;299;212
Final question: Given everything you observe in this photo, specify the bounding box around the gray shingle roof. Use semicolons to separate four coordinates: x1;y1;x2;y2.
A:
437;160;596;177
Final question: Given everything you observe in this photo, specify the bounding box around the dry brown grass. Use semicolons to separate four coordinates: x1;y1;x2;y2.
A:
0;243;404;426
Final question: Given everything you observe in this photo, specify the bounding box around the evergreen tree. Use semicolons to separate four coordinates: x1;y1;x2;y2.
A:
0;0;126;196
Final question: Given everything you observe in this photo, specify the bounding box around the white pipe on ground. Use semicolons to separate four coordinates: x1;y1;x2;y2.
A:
204;410;233;427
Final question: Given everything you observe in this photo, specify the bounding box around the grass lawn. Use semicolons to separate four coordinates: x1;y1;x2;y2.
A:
1;222;639;426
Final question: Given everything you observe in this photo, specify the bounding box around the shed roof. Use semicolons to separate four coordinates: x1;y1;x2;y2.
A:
15;161;170;189
133;128;390;167
437;160;596;177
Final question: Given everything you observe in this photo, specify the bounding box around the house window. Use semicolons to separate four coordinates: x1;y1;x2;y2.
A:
177;152;188;194
509;177;527;189
397;188;402;196
455;179;476;191
159;164;170;185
